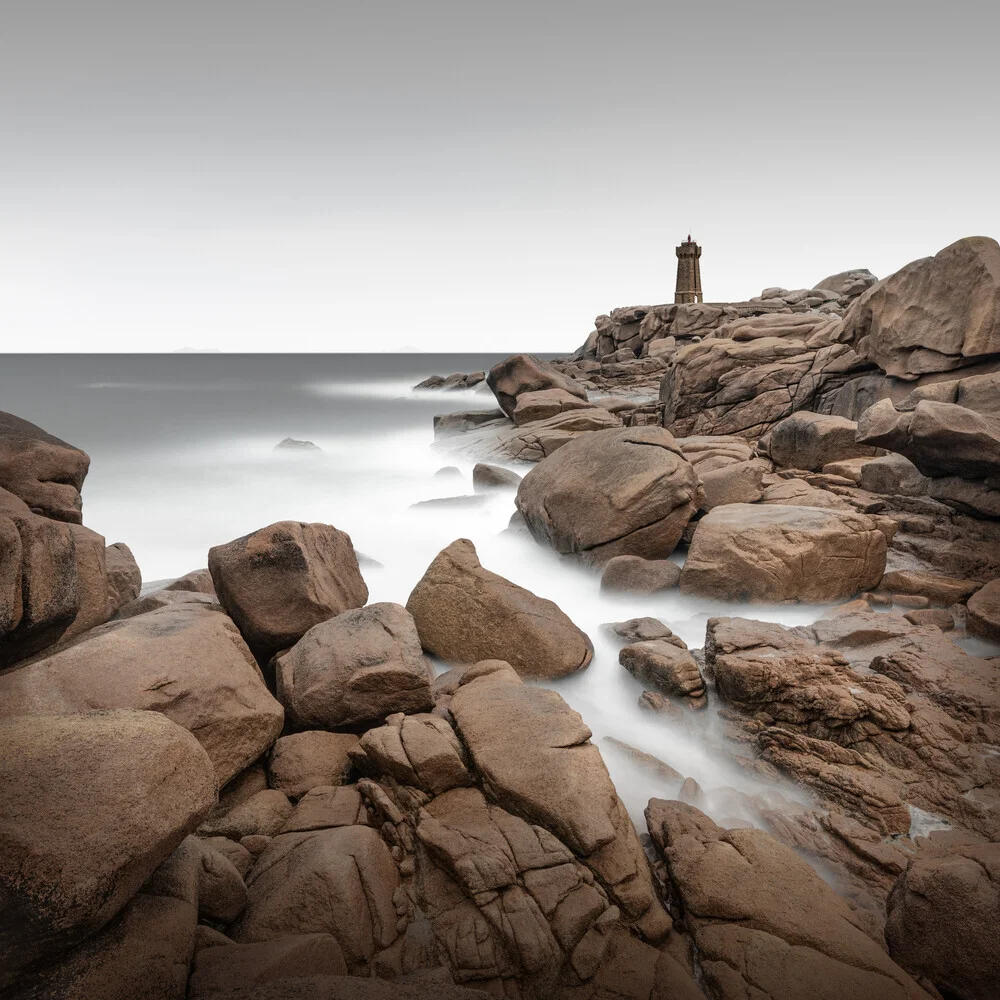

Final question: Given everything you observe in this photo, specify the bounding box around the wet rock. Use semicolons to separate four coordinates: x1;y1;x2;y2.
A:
491;406;621;462
276;602;432;729
516;427;702;566
105;541;142;616
903;607;954;629
486;353;588;418
603;617;676;643
645;799;932;1000
599;555;680;594
0;604;283;785
885;842;1000;1000
448;660;671;942
768;411;880;471
966;578;1000;640
471;462;522;491
0;710;215;987
619;640;706;705
680;504;888;602
0;410;90;523
432;408;506;438
839;236;1000;379
230;826;400;972
878;570;980;606
267;731;360;800
406;539;592;679
209;520;368;657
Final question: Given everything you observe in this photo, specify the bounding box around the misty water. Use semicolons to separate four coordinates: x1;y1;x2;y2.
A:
0;353;922;837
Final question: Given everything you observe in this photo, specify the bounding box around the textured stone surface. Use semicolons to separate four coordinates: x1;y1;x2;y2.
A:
276;602;432;729
486;354;588;419
406;539;592;679
105;541;142;616
267;731;360;800
516;427;701;566
599;555;681;594
680;504;888;602
767;410;880;471
209;520;368;656
966;578;1000;640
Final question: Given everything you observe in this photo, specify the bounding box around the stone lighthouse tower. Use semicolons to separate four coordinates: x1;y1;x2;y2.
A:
675;235;703;304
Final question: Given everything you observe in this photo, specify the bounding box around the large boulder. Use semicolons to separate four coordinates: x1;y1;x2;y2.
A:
406;539;592;679
839;236;1000;379
275;602;433;729
486;353;588;418
812;268;878;299
267;731;360;800
966;579;1000;641
0;603;284;785
511;387;592;426
680;504;888;602
857;398;1000;480
0;410;90;523
767;410;880;471
515;427;701;566
105;541;142;616
448;660;671;942
885;843;1000;1000
0;710;216;987
645;800;932;1000
209;521;368;657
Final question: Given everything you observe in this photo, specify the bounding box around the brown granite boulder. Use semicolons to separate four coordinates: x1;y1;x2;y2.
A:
698;460;765;509
767;410;880;471
511;387;593;426
0;710;216;988
0;410;90;523
966;578;1000;640
619;640;706;706
885;842;1000;1000
209;521;368;657
0;603;284;784
406;539;592;679
839;236;1000;379
275;602;432;729
267;731;360;800
680;503;888;602
471;462;522;491
486;353;588;418
516;427;702;566
105;541;142;616
599;555;681;594
645;800;932;1000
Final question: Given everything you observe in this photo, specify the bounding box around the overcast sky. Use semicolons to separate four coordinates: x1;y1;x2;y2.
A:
1;1;997;352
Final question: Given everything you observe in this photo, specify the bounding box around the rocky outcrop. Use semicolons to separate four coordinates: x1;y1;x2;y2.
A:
405;539;592;679
267;731;360;799
812;269;878;299
105;541;142;615
511;388;592;426
966;578;1000;640
0;410;91;524
838;236;1000;379
0;710;216;988
766;411;881;471
486;354;588;419
516;427;701;566
680;504;889;602
599;555;681;594
0;603;284;784
618;640;706;708
209;521;369;657
885;842;1000;1000
472;462;522;490
275;602;433;729
645;800;932;1000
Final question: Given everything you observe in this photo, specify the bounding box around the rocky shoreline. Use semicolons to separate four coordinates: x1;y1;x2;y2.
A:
1;236;998;1000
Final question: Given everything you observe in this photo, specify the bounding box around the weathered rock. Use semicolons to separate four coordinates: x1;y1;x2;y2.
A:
61;522;110;640
698;460;765;509
267;731;360;800
188;936;349;999
676;435;754;471
603;617;676;643
486;354;588;418
511;388;593;426
184;977;493;999
516;427;701;566
857;452;931;496
839;236;1000;379
448;660;671;942
878;570;980;606
0;411;90;523
485;406;622;463
680;504;888;602
471;462;522;491
165;568;217;594
112;587;222;619
196;840;248;924
105;541;142;616
599;555;680;594
199;789;294;840
645;800;931;1000
200;837;254;877
885;843;1000;1000
618;640;705;704
813;268;878;299
0;604;284;785
275;602;432;729
857;398;1000;480
209;521;368;657
230;826;400;972
0;710;216;987
406;539;592;679
768;411;880;471
280;785;369;834
432;408;506;439
966;578;1000;640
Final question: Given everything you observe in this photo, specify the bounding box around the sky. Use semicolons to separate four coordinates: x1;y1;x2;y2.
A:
1;0;997;353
